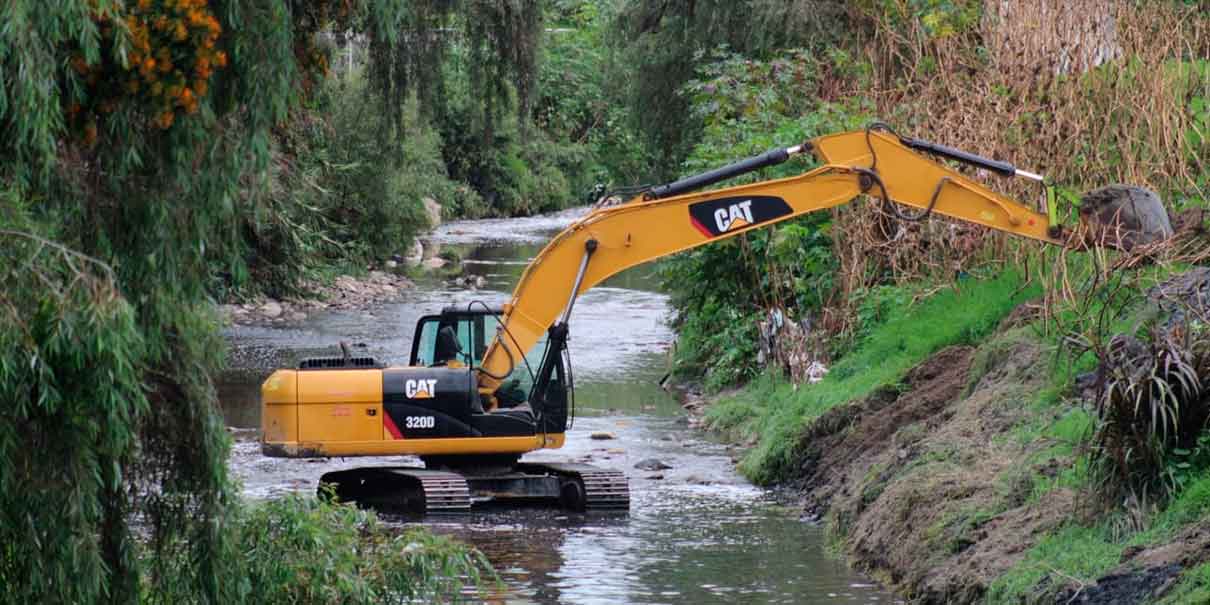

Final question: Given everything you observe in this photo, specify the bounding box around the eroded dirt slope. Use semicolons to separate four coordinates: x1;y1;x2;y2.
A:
789;327;1080;602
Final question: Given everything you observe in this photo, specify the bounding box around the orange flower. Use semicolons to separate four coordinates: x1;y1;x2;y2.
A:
156;111;175;129
143;57;156;72
193;79;208;96
214;51;227;67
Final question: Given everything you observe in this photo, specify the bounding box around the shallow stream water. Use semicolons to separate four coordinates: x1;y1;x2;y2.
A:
219;208;898;604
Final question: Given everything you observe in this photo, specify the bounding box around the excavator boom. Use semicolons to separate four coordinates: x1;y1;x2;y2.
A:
477;129;1064;393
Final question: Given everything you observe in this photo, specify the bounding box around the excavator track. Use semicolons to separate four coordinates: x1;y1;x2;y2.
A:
320;462;628;514
319;467;471;514
516;462;630;511
401;470;472;513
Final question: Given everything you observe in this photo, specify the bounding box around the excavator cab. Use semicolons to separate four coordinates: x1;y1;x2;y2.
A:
410;307;567;417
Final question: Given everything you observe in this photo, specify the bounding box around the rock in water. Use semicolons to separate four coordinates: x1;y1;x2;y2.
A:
260;300;283;319
1079;185;1173;250
634;458;673;471
589;432;615;440
404;239;423;267
423;197;442;229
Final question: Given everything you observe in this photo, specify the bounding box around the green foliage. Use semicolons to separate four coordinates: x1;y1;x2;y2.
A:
362;0;585;217
706;270;1038;484
984;524;1123;605
0;1;112;187
537;2;649;188
301;77;438;260
988;466;1210;604
0;3;492;602
662;49;872;390
612;0;853;175
0;232;149;603
167;495;491;604
1158;563;1210;605
862;0;982;39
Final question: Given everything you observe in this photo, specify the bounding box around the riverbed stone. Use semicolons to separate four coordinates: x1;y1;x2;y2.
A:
589;432;615;440
405;239;423;267
634;458;673;471
423;197;442;228
260;300;283;319
421;238;441;261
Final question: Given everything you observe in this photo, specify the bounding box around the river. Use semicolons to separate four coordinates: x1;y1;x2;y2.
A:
219;207;898;604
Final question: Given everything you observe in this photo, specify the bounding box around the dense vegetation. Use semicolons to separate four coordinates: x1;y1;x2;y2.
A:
637;1;1210;602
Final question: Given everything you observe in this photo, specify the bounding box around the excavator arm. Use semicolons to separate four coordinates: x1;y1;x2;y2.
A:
477;128;1066;394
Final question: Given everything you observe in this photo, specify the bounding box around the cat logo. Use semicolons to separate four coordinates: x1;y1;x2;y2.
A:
689;196;793;238
404;378;438;399
713;200;754;233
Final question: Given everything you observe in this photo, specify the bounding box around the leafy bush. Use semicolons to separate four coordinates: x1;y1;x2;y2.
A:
662;49;871;389
1085;321;1210;499
180;495;491;604
0;230;149;603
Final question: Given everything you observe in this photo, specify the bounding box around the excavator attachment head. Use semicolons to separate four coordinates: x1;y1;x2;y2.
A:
1077;184;1174;251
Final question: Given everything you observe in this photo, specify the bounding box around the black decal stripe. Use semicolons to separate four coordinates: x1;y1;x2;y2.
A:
688;196;793;238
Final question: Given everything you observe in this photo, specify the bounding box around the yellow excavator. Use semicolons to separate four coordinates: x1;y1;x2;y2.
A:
260;123;1172;513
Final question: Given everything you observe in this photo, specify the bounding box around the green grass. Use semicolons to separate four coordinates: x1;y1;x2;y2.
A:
986;468;1210;604
985;524;1124;605
706;269;1040;484
1158;562;1210;605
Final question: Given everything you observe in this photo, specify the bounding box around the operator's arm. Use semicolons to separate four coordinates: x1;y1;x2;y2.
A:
477;129;1058;394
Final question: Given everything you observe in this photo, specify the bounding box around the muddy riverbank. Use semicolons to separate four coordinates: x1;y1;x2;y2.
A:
687;299;1210;604
218;207;898;604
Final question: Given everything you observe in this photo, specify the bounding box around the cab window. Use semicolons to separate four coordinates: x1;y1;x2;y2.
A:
411;314;484;368
410;313;551;401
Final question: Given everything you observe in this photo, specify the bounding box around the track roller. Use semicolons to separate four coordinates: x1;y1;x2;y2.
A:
517;462;630;511
319;467;470;514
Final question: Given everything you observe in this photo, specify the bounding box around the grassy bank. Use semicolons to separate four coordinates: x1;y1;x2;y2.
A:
695;260;1210;602
706;270;1040;485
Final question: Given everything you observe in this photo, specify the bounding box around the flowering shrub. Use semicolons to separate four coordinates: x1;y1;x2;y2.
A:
68;0;227;141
